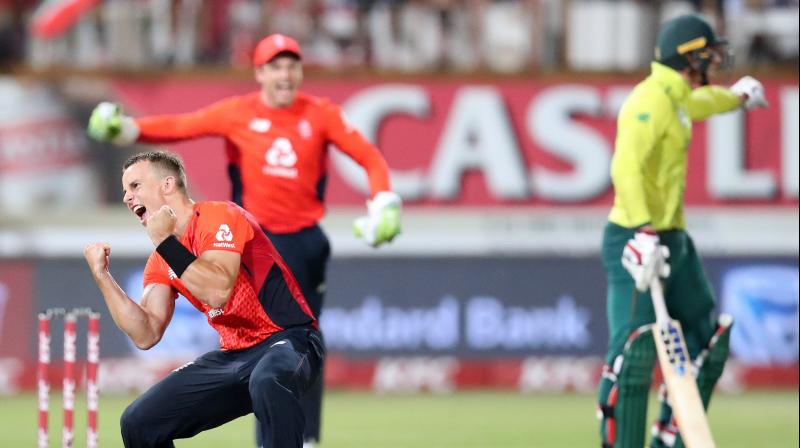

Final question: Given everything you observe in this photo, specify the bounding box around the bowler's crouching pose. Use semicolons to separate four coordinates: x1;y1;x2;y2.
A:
84;150;323;447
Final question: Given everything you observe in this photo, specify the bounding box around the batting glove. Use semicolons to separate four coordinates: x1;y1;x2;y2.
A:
353;191;402;248
87;102;139;144
621;230;671;292
730;76;769;110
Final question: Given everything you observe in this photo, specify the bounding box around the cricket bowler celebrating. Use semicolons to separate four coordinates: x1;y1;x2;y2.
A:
84;150;323;447
596;14;768;448
86;34;401;447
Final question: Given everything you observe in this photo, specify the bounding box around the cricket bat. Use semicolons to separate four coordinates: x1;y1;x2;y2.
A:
650;277;715;448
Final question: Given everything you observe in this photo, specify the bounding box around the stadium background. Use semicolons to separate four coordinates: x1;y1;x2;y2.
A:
0;0;797;446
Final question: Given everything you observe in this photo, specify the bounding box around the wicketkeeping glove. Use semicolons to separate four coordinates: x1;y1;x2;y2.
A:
87;102;139;145
621;230;671;292
730;76;769;110
353;191;402;248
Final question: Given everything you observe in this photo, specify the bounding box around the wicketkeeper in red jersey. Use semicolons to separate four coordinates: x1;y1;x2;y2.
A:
86;34;401;446
84;150;324;447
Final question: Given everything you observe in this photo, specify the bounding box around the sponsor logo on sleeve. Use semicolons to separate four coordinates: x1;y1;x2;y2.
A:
213;224;236;248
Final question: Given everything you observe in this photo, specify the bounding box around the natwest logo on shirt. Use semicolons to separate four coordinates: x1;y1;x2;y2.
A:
213;224;236;249
215;224;233;241
263;137;298;179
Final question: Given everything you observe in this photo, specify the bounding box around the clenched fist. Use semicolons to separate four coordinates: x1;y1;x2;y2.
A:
730;76;769;110
84;243;111;277
146;205;177;246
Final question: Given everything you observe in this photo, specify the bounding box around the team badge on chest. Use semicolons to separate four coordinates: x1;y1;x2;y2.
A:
298;119;312;139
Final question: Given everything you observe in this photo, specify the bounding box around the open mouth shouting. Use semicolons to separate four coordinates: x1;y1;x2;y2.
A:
132;204;147;223
272;83;296;105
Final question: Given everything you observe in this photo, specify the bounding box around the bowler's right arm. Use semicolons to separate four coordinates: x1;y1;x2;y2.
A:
84;242;174;349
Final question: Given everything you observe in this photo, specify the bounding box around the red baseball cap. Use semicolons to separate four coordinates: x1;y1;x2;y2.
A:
252;34;302;66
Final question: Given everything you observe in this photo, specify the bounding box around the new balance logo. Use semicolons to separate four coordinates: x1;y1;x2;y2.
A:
173;361;194;372
249;118;271;133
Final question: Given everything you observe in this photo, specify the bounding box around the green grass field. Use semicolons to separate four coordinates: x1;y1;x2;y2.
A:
1;390;797;447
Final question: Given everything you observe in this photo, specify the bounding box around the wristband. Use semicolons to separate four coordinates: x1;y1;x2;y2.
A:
156;235;196;277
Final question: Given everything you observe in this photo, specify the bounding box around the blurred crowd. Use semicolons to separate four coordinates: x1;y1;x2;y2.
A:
0;0;798;73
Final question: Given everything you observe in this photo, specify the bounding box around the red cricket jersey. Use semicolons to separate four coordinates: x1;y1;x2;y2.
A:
142;201;316;350
135;91;392;233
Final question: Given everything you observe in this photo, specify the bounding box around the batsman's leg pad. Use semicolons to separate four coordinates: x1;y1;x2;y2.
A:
598;325;656;448
650;314;733;448
695;314;733;406
649;383;678;448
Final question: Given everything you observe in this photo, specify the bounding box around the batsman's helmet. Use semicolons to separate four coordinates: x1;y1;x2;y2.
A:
654;14;727;72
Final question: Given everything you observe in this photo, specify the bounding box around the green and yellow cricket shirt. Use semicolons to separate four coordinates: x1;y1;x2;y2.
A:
608;62;741;231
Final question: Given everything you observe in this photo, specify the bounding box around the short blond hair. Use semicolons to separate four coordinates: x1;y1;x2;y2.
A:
123;150;188;192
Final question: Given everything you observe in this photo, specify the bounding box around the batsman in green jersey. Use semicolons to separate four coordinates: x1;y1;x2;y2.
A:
596;14;769;448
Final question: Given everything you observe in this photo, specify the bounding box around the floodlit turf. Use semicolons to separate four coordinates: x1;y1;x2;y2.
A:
0;390;796;447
